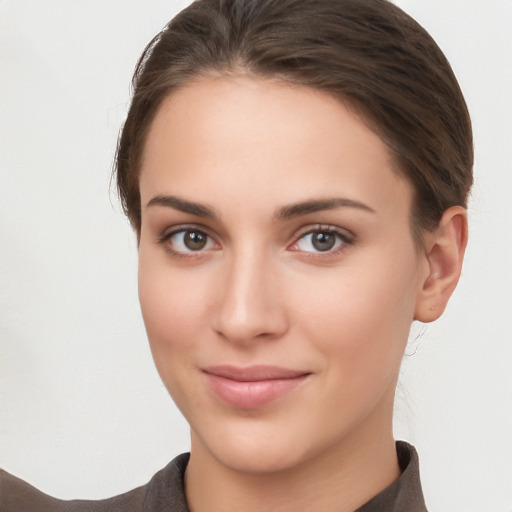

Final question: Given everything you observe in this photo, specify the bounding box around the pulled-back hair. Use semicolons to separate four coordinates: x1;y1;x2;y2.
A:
115;0;473;240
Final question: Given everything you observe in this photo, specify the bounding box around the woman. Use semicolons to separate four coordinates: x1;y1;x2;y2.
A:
1;0;472;510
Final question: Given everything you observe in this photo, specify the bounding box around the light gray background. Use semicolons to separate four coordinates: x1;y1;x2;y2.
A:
0;1;511;511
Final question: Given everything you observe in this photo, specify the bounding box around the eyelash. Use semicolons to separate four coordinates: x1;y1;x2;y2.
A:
157;224;354;258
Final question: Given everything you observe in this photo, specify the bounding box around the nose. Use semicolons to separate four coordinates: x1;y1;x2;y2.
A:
212;248;289;345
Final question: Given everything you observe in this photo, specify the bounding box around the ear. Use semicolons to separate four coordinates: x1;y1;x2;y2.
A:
414;206;468;323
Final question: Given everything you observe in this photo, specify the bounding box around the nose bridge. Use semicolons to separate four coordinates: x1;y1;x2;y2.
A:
213;242;287;343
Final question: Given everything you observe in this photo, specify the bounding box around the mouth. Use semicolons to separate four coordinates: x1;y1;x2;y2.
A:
202;365;311;409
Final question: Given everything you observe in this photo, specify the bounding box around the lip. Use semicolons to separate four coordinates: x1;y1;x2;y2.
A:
202;365;310;409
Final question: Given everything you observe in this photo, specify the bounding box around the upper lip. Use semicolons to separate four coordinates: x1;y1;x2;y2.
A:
202;365;310;382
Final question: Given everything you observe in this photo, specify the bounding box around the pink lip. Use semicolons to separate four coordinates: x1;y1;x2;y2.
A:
202;365;310;409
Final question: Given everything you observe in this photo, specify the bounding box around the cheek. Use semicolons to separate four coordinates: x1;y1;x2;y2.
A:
293;266;418;423
137;259;214;415
138;255;211;365
293;251;420;368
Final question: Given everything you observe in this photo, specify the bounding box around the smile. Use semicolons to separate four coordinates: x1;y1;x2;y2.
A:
202;365;311;409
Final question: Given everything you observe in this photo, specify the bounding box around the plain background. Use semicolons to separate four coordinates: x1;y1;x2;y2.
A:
0;1;511;511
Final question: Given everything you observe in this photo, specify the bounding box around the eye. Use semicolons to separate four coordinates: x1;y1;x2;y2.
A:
160;228;217;254
292;228;350;254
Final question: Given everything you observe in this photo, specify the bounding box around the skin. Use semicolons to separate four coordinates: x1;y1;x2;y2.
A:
137;76;467;512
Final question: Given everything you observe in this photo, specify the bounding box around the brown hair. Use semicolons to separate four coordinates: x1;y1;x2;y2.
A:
115;0;473;239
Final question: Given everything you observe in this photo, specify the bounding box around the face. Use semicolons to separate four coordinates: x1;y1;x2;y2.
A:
138;76;429;474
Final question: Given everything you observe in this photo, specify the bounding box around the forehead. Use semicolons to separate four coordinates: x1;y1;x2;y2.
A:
139;76;412;220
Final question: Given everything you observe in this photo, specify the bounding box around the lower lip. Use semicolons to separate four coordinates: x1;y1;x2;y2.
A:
204;373;309;409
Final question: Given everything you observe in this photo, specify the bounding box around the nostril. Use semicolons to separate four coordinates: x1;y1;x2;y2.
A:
212;301;289;345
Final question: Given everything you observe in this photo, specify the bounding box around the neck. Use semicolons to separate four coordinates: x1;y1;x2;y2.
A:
185;416;400;512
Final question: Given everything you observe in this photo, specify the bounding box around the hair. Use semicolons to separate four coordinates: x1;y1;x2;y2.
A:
114;0;473;241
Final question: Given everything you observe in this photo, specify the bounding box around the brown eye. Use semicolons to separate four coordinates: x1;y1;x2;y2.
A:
183;230;208;250
311;232;336;251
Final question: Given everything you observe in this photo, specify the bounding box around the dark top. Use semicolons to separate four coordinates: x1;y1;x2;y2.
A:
0;441;427;511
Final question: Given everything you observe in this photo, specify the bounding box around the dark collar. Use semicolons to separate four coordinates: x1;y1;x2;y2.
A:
355;441;428;511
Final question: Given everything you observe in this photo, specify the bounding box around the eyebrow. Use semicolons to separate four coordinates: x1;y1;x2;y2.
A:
274;197;375;221
146;195;217;218
146;194;375;220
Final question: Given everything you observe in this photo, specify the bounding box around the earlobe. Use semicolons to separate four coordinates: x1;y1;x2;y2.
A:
414;206;468;323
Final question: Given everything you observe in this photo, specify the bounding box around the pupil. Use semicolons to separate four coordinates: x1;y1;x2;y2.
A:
184;231;207;250
312;232;335;251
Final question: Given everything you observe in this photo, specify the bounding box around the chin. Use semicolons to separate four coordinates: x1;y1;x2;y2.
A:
210;440;307;475
190;415;325;476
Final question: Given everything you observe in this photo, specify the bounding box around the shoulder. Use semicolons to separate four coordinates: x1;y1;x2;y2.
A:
0;453;190;512
0;467;147;512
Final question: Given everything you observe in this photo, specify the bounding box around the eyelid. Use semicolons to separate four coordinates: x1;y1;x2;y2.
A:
292;224;355;242
158;223;214;241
